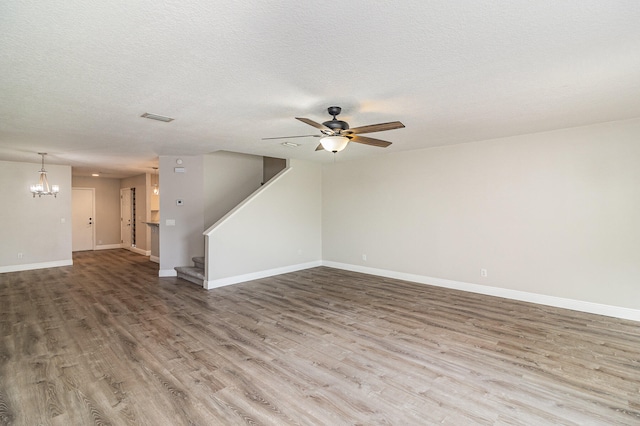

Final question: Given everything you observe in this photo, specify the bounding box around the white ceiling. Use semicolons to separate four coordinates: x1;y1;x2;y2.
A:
2;1;640;178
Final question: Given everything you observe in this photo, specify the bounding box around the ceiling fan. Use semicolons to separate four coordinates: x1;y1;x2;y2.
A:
264;106;405;153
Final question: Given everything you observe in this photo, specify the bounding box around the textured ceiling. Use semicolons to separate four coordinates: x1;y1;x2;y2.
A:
1;1;640;178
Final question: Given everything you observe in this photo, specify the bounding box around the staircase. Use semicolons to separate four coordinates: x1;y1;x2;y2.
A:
175;256;205;286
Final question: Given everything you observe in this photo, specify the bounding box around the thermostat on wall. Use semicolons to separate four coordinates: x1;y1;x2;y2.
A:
174;167;185;173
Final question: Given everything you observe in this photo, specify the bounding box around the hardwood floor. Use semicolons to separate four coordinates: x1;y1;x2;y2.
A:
1;249;639;425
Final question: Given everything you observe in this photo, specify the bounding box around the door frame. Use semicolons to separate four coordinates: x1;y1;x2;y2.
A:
121;187;133;249
72;187;96;252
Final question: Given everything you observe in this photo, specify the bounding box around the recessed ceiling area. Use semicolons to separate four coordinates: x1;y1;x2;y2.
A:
1;1;639;177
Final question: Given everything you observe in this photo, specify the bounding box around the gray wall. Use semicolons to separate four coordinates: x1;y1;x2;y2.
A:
159;156;204;276
263;156;286;184
0;160;72;271
322;118;640;311
205;159;322;286
72;176;121;247
203;151;263;228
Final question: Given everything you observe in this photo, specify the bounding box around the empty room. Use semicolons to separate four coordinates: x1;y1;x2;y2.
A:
1;1;639;425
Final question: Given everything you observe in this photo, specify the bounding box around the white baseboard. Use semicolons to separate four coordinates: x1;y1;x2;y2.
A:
205;261;323;290
150;255;159;264
95;244;122;250
159;269;177;277
0;259;73;273
127;246;150;256
322;261;640;322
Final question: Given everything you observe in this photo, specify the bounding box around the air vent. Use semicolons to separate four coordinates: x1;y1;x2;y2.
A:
141;112;174;122
281;142;300;147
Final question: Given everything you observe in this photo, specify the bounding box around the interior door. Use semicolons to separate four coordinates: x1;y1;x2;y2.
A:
72;188;95;251
121;188;132;248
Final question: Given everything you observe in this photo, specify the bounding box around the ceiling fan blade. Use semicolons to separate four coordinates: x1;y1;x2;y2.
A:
315;143;324;151
349;135;392;148
344;121;405;135
296;117;332;132
262;134;319;140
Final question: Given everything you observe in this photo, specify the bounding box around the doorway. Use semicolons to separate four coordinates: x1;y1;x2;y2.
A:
72;188;95;251
121;188;134;249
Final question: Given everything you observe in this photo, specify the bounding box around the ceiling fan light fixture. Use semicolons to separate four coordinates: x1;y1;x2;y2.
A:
320;136;349;153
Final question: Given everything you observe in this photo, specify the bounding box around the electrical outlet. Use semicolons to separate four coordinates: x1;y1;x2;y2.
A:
362;254;367;261
481;268;488;277
17;253;23;259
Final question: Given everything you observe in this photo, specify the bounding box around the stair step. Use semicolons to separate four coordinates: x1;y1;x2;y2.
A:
175;266;205;286
192;256;205;269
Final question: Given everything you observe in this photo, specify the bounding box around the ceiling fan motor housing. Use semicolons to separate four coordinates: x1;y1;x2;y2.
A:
323;119;350;131
323;106;349;132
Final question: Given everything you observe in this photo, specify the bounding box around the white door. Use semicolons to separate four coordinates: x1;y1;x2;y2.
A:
121;188;132;248
72;188;95;251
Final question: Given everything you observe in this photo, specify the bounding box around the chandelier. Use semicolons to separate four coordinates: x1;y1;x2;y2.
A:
30;153;59;198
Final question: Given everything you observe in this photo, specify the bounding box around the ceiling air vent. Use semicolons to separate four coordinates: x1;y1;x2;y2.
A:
141;112;174;122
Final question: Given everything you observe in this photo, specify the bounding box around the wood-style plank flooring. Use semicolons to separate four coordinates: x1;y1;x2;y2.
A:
1;249;639;425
